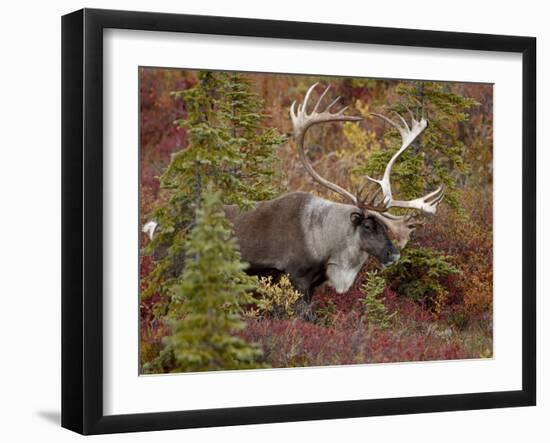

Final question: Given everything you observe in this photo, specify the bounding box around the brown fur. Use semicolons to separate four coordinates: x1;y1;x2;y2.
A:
224;191;398;301
225;192;314;276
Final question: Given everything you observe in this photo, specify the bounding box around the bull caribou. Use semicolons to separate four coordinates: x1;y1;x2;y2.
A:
144;83;444;302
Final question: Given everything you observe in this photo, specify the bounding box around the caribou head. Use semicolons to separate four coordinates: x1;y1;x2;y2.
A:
290;83;444;257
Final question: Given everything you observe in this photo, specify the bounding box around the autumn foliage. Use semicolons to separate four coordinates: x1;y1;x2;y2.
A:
139;68;493;372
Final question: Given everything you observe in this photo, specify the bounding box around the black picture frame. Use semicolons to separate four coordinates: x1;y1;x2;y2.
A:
61;8;536;435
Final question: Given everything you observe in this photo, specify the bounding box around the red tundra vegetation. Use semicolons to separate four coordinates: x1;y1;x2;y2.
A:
139;68;493;372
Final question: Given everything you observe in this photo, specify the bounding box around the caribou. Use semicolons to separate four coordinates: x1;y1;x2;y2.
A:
144;83;444;303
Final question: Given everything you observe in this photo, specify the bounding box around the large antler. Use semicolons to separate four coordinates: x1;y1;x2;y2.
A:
290;84;445;250
290;83;387;211
358;110;444;215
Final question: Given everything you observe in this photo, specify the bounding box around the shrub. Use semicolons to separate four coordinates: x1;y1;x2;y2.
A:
360;271;396;329
254;275;301;319
238;315;486;367
314;298;337;327
383;246;459;317
414;188;493;316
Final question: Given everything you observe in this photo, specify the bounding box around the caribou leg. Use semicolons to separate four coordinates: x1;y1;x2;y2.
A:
287;273;321;321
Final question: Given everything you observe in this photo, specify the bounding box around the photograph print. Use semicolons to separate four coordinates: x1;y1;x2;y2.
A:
139;68;493;374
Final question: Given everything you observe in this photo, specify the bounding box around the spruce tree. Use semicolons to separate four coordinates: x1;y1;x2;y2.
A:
141;71;285;311
218;72;285;203
149;185;265;373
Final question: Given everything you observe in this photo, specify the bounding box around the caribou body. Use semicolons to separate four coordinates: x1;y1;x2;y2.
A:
144;83;444;303
224;192;399;301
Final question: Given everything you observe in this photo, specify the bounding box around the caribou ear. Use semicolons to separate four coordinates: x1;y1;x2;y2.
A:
350;212;363;226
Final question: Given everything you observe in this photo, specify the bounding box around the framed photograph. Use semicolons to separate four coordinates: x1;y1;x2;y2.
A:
62;8;536;435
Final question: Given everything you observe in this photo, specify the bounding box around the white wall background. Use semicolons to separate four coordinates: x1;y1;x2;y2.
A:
0;0;546;441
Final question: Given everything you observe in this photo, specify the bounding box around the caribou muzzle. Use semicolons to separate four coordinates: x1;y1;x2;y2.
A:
382;251;401;267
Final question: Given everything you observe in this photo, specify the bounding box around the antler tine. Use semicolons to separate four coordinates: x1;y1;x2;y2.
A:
393;111;410;131
313;84;331;113
363;192;387;213
301;81;319;114
337;105;349;115
371;112;401;132
290;83;362;206
355;180;370;202
355;180;386;212
403;104;416;123
325;96;341;112
424;185;445;203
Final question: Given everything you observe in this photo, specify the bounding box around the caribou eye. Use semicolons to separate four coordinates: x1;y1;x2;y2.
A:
363;217;377;232
350;212;363;226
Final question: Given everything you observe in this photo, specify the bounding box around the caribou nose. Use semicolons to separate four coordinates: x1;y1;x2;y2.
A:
385;252;400;266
